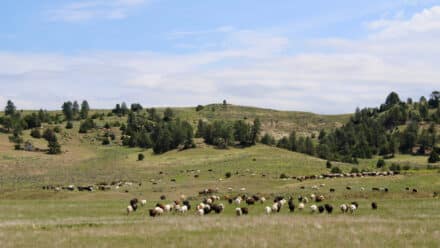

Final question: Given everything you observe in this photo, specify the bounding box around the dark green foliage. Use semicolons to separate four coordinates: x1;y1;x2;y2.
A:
138;153;145;161
376;159;386;168
43;128;56;142
428;91;440;108
199;120;233;148
79;119;96;133
389;163;401;172
123;109;194;154
330;166;342;173
65;122;73;129
72;101;80;119
196;105;204;112
53;126;61;133
163;108;174;122
399;121;418;153
350;167;359;173
130;103;143;112
48;136;61;154
261;133;276;145
428;150;440;163
326;160;332;168
80;100;90;119
112;102;129;116
30;129;41;139
5;100;16;116
102;137;110;145
62;101;74;121
23;113;41;129
104;122;111;129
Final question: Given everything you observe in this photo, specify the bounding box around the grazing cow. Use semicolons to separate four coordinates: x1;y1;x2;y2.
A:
346;186;352;190
235;208;242;216
330;188;335;193
351;202;359;208
371;202;378;210
130;198;139;211
246;198;255;205
349;204;357;214
140;200;147;206
310;205;318;213
183;200;191;210
298;203;305;210
412;189;418;193
241;207;249;215
160;195;166;200
265;206;272;215
288;198;295;212
340;204;348;213
127;205;134;215
324;204;333;214
212;204;224;214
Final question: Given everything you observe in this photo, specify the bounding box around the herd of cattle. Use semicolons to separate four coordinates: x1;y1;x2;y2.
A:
125;185;391;217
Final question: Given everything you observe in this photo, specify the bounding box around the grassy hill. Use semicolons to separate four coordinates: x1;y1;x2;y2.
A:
0;104;439;247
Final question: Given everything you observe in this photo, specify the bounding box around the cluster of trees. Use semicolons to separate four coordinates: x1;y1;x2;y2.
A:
0;100;62;154
196;118;261;148
121;107;194;154
61;100;90;121
277;131;315;156
313;92;440;163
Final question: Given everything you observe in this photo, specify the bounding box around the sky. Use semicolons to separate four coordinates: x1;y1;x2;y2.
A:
1;0;440;114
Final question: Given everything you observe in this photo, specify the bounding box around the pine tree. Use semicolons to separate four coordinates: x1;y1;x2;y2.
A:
4;100;16;116
80;100;90;119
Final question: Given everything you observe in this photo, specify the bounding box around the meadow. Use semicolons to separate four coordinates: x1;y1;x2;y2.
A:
0;107;439;247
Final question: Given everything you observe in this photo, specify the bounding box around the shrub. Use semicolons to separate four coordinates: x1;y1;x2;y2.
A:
53;126;61;133
402;165;411;171
428;150;440;163
104;122;111;129
326;160;332;169
376;159;386;168
30;129;41;139
196;105;204;112
79;119;96;133
280;173;289;179
102;137;110;145
331;166;342;173
389;163;401;172
65;122;73;129
350;167;359;173
138;153;145;161
225;172;232;178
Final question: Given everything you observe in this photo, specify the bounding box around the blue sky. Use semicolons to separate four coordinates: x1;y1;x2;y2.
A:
1;0;440;113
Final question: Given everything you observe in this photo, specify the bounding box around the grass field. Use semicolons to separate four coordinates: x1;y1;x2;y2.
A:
0;108;439;247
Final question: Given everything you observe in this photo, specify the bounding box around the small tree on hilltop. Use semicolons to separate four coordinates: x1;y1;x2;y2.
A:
5;100;16;116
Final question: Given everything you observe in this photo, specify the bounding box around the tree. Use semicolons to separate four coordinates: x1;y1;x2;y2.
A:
138;153;145;161
428;91;440;108
47;136;62;154
251;118;261;145
428;150;440;163
121;102;129;116
196;105;204;112
79;119;96;133
4;100;16;116
30;129;41;139
304;137;315;155
163;108;174;122
80;100;90;119
261;133;275;145
376;159;386;168
62;101;74;121
72;101;80;119
383;92;401;110
131;103;143;112
196;120;208;138
65;121;73;129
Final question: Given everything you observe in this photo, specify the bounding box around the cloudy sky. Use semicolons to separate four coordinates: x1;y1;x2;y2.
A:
1;0;439;113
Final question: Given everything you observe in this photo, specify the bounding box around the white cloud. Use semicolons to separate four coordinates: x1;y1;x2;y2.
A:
48;0;148;22
2;6;440;113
